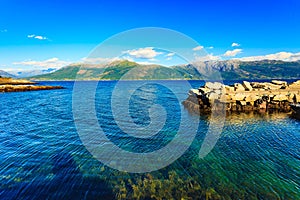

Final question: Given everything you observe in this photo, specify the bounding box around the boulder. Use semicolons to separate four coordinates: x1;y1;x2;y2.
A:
259;102;267;109
242;81;253;91
219;94;232;103
232;93;245;101
213;89;225;95
234;83;245;92
240;101;247;106
292;80;300;85
273;94;288;101
288;93;296;103
225;85;235;93
205;82;223;90
199;87;210;94
207;92;219;100
271;80;288;86
289;80;300;89
251;82;265;88
264;83;282;90
189;89;201;96
245;94;259;102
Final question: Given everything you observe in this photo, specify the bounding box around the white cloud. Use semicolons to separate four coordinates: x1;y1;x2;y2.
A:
194;54;221;61
123;47;163;59
2;68;25;72
224;49;243;57
238;52;300;62
208;46;214;49
0;29;7;33
193;46;204;51
82;57;120;64
231;42;240;47
13;58;70;69
35;36;47;40
163;52;175;61
27;34;48;40
120;56;135;62
166;52;175;57
135;61;158;65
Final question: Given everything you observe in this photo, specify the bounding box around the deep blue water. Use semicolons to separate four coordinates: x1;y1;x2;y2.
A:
0;80;299;199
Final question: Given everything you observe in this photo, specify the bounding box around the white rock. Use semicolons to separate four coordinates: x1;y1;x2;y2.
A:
271;80;287;86
289;81;300;88
199;87;210;94
240;101;247;106
288;93;296;102
189;89;201;96
251;82;265;88
207;92;219;100
273;94;288;101
292;80;300;85
264;83;282;90
242;81;253;91
245;94;259;102
205;82;223;90
232;93;245;101
219;94;232;103
225;86;235;93
234;83;245;92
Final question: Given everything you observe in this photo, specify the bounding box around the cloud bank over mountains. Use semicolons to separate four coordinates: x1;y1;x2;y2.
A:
237;52;300;62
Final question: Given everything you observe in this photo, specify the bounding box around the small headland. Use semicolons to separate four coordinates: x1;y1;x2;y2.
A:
0;77;63;92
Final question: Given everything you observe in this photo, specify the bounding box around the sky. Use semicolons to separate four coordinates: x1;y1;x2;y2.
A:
0;0;300;72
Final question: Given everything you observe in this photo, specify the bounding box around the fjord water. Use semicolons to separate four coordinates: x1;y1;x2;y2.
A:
0;81;299;199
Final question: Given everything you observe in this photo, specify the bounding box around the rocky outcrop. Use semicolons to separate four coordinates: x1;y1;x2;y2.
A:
0;78;63;92
0;77;36;85
183;80;300;113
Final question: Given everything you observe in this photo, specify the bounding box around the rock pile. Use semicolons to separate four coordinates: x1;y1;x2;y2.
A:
183;80;300;113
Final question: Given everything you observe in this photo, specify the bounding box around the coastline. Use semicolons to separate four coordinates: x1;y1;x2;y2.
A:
0;77;64;93
28;78;300;82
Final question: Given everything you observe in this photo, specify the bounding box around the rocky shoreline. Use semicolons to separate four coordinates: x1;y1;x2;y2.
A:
183;80;300;114
0;77;63;92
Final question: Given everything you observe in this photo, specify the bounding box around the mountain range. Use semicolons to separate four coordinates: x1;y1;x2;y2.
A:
2;60;300;80
0;70;15;78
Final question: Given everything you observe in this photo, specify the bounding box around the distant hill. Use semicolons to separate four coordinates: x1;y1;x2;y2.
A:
0;70;16;78
14;68;57;78
29;60;300;80
30;60;202;80
205;60;300;80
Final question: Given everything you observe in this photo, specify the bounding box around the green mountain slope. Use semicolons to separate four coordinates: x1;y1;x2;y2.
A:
31;65;81;80
29;60;300;80
30;60;202;80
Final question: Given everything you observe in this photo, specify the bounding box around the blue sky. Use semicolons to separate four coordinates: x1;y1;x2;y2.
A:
1;0;300;71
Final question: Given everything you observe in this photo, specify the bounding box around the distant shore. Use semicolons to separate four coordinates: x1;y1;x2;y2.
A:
27;78;300;82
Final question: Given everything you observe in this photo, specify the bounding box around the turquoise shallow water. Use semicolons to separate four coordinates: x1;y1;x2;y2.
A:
0;80;299;199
